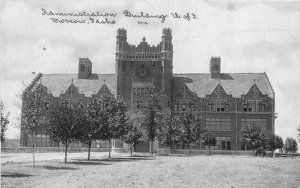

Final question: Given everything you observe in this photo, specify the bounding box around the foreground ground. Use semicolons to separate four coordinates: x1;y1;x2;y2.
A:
1;152;300;188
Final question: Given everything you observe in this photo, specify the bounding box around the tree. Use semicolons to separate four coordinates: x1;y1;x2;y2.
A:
21;84;47;167
81;99;106;160
267;134;284;157
100;96;128;158
121;121;144;157
179;113;196;155
21;85;46;144
138;90;164;155
157;113;182;154
284;137;298;153
47;105;83;163
202;131;217;153
1;101;10;143
241;124;266;156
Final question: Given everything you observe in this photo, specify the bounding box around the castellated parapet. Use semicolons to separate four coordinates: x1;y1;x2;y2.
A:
116;28;173;61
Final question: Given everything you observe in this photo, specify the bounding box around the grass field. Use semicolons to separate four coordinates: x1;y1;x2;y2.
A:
1;152;300;188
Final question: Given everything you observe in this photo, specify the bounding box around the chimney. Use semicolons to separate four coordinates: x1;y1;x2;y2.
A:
78;58;92;79
210;57;221;79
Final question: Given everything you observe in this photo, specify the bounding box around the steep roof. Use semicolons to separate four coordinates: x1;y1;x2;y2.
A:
173;73;274;98
39;74;116;97
37;72;274;99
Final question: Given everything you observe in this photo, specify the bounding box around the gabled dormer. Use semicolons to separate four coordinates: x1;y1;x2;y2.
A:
96;83;112;97
36;83;48;96
176;84;192;99
245;83;263;99
65;82;79;96
211;83;227;99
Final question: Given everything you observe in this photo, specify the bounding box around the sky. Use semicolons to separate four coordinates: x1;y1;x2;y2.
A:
0;0;300;145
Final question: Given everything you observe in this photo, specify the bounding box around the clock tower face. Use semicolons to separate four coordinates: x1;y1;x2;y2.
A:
136;65;150;79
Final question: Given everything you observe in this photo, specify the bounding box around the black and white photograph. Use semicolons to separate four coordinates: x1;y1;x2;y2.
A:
1;0;300;187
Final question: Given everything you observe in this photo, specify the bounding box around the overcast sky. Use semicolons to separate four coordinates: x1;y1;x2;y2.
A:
1;0;300;143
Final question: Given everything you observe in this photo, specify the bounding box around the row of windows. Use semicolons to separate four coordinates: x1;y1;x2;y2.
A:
207;137;231;150
243;102;266;112
205;118;231;131
132;87;153;95
132;87;152;109
208;103;229;112
241;119;267;131
174;99;195;111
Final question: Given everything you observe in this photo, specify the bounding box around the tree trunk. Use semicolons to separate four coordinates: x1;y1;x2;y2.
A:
253;149;255;156
272;150;275;158
64;142;68;163
169;143;172;155
208;145;211;154
108;140;111;158
32;143;35;168
189;144;192;155
130;144;133;157
88;140;91;160
150;140;153;155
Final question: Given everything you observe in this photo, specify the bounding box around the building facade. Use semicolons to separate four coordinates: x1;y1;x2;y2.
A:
20;28;275;151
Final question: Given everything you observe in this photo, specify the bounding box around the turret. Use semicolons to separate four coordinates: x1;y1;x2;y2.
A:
162;28;172;52
117;28;127;42
116;28;127;52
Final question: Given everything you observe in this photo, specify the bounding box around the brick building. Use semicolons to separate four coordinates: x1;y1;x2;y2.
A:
20;28;275;151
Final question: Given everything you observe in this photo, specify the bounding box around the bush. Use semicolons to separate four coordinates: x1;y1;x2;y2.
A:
255;147;266;157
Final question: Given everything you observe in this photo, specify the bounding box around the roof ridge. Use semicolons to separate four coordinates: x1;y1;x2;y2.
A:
43;73;115;75
173;72;266;74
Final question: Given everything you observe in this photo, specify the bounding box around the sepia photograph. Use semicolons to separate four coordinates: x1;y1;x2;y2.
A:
1;0;300;187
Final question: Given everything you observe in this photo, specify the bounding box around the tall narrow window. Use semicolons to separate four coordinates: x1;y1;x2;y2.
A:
130;61;134;68
208;104;212;111
152;61;156;68
225;104;229;112
243;104;247;112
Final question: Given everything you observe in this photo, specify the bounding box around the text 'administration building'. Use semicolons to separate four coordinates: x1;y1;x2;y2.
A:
20;28;275;151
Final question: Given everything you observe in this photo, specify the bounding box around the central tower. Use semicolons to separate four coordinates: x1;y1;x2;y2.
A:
116;28;173;109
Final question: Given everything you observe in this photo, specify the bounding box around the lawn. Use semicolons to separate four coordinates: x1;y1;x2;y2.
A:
1;152;300;188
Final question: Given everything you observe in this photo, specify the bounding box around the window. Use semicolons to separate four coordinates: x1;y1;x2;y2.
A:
206;118;231;131
225;104;229;112
130;61;134;68
208;104;212;111
261;104;265;112
132;86;152;109
241;119;267;132
208;137;231;150
243;104;247;112
152;62;156;68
